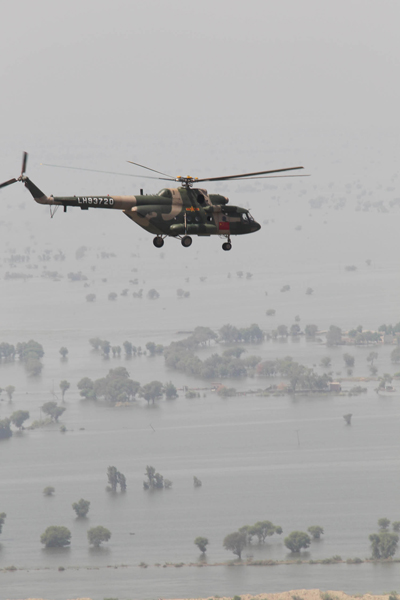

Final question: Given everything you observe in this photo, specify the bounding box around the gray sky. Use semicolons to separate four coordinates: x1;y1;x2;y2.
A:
2;4;399;136
1;0;400;197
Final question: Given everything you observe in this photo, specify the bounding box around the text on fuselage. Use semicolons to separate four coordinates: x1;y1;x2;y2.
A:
77;197;115;206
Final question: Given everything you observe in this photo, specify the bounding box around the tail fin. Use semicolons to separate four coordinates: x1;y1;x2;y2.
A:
24;177;47;202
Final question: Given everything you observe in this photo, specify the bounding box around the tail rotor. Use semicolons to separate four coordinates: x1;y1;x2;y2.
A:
0;151;28;189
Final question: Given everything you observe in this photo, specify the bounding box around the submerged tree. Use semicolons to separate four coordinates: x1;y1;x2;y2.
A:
0;418;12;439
10;410;29;430
284;531;311;552
41;401;66;422
107;466;126;492
43;486;55;496
40;526;71;548
5;385;15;401
0;512;6;535
369;531;399;559
140;381;163;404
59;380;70;401
223;531;247;560
194;536;209;553
59;347;69;359
307;525;324;539
143;465;171;490
72;498;90;518
87;526;111;547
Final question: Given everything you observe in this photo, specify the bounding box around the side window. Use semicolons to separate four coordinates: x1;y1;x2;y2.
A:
242;213;249;222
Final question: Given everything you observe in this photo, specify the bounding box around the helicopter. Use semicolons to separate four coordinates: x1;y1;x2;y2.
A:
0;153;305;251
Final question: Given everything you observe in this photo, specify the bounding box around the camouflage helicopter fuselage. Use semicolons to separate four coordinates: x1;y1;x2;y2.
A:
24;178;260;250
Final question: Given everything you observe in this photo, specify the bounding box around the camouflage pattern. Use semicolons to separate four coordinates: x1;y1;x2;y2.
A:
23;178;261;247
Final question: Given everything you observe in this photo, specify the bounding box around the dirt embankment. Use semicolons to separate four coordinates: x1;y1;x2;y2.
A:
13;592;394;600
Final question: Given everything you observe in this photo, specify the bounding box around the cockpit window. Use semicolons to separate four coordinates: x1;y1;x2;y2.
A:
158;188;172;198
248;212;254;221
241;213;249;222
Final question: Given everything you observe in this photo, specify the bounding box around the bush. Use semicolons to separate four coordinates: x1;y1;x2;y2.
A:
40;526;71;548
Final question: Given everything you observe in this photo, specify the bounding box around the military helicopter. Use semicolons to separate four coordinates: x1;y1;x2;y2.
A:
0;153;304;251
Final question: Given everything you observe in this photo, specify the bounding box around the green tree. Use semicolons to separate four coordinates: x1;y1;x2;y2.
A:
147;288;160;299
77;377;96;400
59;347;68;359
219;324;240;344
320;356;331;368
16;340;44;375
284;531;311;552
94;368;140;404
194;536;209;553
10;410;29;430
326;325;342;346
307;525;324;539
378;518;391;531
249;520;282;543
146;341;157;355
367;351;378;366
88;525;111;547
290;324;301;336
369;531;399;559
89;337;102;350
5;385;15;401
164;381;178;399
343;353;355;368
305;324;318;337
143;465;169;490
59;380;70;401
43;486;55;496
223;531;247;559
123;341;133;356
391;348;400;364
40;526;71;548
107;466;118;492
41;401;66;422
277;324;288;337
0;512;6;535
106;466;126;492
0;418;12;439
140;381;163;404
72;498;90;518
392;522;400;532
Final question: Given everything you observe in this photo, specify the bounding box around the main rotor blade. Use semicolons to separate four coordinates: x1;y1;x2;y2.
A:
41;163;175;182
195;166;304;183
220;174;310;181
21;151;28;175
127;160;174;179
0;178;18;189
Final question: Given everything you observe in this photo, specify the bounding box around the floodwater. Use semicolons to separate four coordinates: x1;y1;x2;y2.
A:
0;169;400;600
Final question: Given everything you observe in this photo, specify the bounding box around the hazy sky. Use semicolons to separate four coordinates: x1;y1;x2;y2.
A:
1;0;400;190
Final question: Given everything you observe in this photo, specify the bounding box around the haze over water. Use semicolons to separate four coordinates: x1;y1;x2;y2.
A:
1;1;400;599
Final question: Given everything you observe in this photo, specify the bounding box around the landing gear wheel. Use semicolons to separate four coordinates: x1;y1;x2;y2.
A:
181;235;192;248
153;236;164;248
222;242;232;251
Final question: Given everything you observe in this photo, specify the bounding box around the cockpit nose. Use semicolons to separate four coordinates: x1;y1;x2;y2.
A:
252;221;261;232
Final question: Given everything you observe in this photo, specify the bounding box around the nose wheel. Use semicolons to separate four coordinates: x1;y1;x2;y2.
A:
153;236;164;248
222;236;232;251
181;235;192;248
